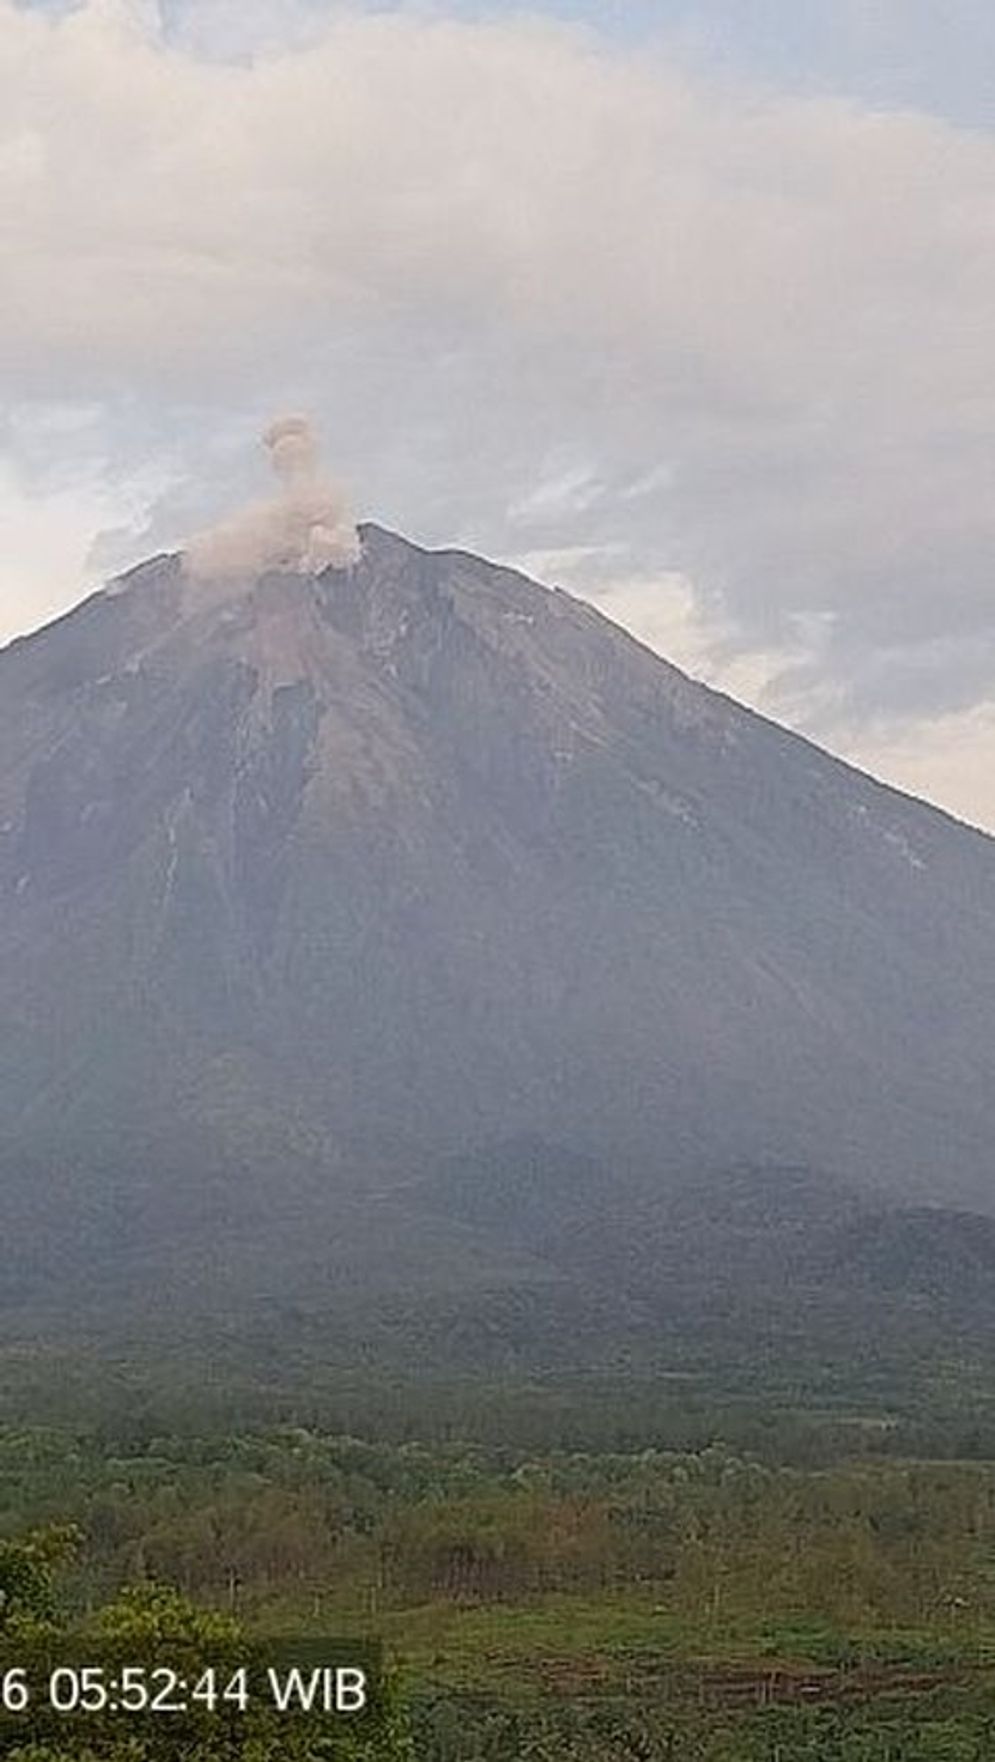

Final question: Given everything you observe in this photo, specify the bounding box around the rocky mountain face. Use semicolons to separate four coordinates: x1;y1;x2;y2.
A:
1;523;994;1355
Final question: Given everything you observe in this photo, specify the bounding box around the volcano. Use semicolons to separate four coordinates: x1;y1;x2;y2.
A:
2;524;995;1360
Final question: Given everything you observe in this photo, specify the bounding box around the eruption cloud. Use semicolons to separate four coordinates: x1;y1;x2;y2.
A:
186;417;361;582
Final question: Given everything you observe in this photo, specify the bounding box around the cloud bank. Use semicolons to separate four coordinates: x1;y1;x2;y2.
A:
1;0;994;824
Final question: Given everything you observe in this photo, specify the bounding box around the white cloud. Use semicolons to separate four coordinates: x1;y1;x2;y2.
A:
837;703;995;836
0;457;119;636
516;549;807;724
1;0;994;825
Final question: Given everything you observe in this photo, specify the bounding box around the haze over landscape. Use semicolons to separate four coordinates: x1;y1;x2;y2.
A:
5;8;995;1759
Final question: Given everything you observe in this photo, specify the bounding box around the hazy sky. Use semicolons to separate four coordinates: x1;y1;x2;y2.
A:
3;0;994;828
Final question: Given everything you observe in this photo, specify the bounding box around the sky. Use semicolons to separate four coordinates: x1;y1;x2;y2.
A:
2;0;994;829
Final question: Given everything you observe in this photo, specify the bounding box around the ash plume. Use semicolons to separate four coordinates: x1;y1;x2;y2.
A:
186;416;361;581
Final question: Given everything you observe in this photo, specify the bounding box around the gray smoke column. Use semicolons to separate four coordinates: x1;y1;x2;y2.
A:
186;416;361;581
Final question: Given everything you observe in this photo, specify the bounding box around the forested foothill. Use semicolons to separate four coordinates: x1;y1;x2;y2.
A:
3;1372;995;1759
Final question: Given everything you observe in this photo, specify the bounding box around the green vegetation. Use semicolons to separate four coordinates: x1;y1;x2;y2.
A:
0;1526;407;1761
3;1418;995;1755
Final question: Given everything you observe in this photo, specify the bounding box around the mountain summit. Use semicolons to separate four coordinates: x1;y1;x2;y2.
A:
1;525;994;1349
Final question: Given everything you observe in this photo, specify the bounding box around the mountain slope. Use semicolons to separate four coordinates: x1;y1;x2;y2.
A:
1;523;994;1347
